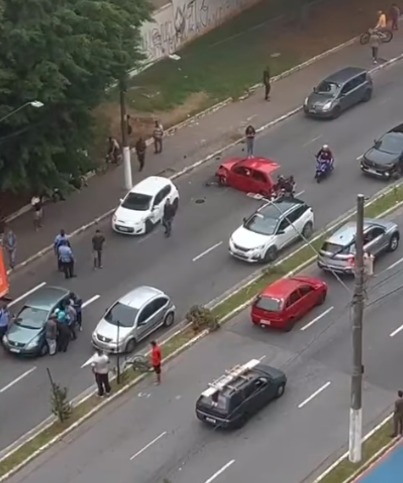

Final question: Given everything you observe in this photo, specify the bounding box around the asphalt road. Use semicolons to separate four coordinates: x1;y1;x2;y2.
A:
2;59;403;455
7;207;403;483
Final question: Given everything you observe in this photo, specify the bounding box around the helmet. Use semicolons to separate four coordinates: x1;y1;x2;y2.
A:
322;144;329;151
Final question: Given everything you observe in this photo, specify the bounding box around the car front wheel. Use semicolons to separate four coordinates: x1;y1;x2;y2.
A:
388;233;400;252
263;246;278;263
275;383;285;398
163;312;175;327
125;339;137;353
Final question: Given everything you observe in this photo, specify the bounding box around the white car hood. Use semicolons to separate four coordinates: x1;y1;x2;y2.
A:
114;206;148;224
94;318;133;342
231;225;274;249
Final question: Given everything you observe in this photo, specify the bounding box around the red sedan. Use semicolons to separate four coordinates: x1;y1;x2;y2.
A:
251;276;328;332
216;156;280;196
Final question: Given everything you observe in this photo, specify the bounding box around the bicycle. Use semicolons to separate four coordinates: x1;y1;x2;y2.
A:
123;355;152;373
360;28;393;45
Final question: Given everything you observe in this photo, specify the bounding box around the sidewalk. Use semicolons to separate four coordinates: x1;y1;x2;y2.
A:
4;29;403;270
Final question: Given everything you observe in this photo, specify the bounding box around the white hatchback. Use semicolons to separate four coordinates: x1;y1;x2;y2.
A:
112;176;179;235
229;198;314;263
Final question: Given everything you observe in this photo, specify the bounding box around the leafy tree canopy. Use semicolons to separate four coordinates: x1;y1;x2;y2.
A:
0;0;151;194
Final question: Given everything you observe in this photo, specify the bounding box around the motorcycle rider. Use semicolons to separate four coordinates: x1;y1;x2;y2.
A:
275;174;295;198
316;144;334;172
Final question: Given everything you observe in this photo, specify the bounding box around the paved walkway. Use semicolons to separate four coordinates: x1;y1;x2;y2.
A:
4;30;403;268
356;441;403;483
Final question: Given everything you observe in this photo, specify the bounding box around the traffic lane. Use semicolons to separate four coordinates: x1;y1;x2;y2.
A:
6;310;392;483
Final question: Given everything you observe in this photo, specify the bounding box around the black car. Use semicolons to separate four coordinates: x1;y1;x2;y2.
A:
361;124;403;179
195;359;287;429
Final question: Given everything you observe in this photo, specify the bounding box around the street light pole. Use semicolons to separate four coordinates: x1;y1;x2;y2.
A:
0;100;44;124
349;193;365;463
119;79;133;191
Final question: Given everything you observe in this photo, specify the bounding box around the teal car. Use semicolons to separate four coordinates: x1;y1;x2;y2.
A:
3;286;71;357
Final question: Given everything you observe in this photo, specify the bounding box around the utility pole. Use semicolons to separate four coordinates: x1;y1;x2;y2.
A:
119;78;132;191
349;193;365;463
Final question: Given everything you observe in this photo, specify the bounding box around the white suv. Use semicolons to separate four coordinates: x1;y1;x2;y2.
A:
112;176;179;235
229;198;314;263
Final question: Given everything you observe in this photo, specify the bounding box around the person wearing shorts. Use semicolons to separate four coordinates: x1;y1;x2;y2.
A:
151;340;162;384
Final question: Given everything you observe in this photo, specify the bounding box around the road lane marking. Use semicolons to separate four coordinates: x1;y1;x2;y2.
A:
82;295;100;308
0;367;37;393
192;242;223;262
390;324;403;337
302;135;322;147
129;431;167;461
9;283;47;307
386;257;403;271
298;381;331;408
204;460;235;483
300;306;334;331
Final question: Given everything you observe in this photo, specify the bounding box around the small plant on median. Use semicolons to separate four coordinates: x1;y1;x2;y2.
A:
186;305;220;333
47;368;71;423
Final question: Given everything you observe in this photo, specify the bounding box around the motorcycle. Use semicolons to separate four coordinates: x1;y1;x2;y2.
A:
315;159;334;183
360;28;393;45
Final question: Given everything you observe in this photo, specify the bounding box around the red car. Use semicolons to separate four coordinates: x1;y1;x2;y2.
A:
251;276;328;332
216;156;280;197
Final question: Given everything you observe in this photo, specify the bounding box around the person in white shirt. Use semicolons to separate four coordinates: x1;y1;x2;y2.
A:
91;350;111;396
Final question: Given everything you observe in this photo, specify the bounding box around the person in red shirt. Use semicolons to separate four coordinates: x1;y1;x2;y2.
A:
150;340;162;384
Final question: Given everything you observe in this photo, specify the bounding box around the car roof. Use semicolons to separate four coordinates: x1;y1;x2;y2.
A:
323;66;367;85
260;277;306;299
258;197;306;219
240;157;280;174
118;286;165;309
326;218;395;245
387;124;403;135
130;176;171;196
24;286;70;311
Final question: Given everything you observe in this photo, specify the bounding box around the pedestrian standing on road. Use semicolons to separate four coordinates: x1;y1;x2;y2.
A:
54;229;70;271
389;4;400;30
150;340;162;384
66;301;77;340
58;240;75;279
153;120;164;154
369;29;380;64
245;125;256;158
263;66;271;101
91;349;111;397
0;300;11;340
92;228;105;269
4;228;17;269
391;390;403;437
31;195;43;231
162;200;176;238
135;137;147;171
45;316;58;355
54;308;70;352
70;292;83;331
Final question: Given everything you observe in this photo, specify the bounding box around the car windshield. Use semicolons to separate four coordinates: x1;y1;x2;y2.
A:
321;242;352;255
244;213;277;236
199;392;228;411
121;193;151;211
15;306;49;330
315;81;338;96
104;302;138;328
255;296;282;312
377;134;403;155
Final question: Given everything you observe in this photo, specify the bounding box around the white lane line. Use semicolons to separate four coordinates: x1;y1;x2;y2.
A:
82;295;100;308
192;242;223;262
0;367;37;393
387;257;403;271
302;135;322;147
295;190;305;197
204;459;235;483
9;283;47;307
298;381;331;408
300;306;334;331
129;431;167;461
390;324;403;338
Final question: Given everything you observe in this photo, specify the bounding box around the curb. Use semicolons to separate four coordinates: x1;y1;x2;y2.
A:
1;182;402;479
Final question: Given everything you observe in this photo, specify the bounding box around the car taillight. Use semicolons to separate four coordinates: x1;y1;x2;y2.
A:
347;256;355;266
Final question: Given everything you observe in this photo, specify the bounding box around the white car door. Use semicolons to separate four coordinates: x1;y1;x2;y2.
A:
275;217;295;249
149;189;165;224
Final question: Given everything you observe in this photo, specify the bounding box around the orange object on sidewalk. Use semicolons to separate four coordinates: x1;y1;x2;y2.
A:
0;248;9;298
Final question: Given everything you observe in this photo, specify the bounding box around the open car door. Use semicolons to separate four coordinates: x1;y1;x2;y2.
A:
0;248;9;298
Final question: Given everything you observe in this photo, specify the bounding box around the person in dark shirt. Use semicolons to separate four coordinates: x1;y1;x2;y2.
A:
391;390;403;437
92;229;105;269
135;137;147;171
263;66;271;101
162;200;176;238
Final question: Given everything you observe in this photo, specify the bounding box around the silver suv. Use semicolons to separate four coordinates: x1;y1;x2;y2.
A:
317;218;400;274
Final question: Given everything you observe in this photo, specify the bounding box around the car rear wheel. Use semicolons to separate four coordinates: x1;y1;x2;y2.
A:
263;246;278;263
275;383;285;398
125;339;137;353
163;312;175;327
362;89;372;102
388;233;400;252
172;198;179;212
317;291;327;305
302;221;313;239
145;219;154;234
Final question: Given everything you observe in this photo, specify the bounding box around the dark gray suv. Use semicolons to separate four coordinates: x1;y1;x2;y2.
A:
304;67;373;119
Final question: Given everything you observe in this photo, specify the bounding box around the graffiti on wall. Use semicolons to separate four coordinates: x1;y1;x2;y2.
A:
141;0;257;62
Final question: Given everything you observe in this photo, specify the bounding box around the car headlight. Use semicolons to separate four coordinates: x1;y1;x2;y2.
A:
26;338;40;349
252;245;266;253
304;97;309;106
322;101;333;110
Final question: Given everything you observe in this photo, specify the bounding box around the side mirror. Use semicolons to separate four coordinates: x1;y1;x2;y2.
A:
278;229;285;234
243;217;247;223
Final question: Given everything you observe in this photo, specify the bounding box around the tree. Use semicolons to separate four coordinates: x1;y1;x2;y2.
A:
0;0;152;194
47;367;72;423
186;305;220;333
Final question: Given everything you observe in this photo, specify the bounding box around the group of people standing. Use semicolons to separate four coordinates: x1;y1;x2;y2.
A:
45;292;82;355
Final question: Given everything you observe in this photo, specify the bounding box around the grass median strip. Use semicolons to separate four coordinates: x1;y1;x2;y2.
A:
1;185;403;478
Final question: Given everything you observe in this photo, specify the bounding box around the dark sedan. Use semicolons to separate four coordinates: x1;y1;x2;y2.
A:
361;124;403;179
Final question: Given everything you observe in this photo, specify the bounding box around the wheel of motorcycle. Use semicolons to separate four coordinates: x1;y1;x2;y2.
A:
359;32;370;45
382;30;393;43
316;175;321;183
